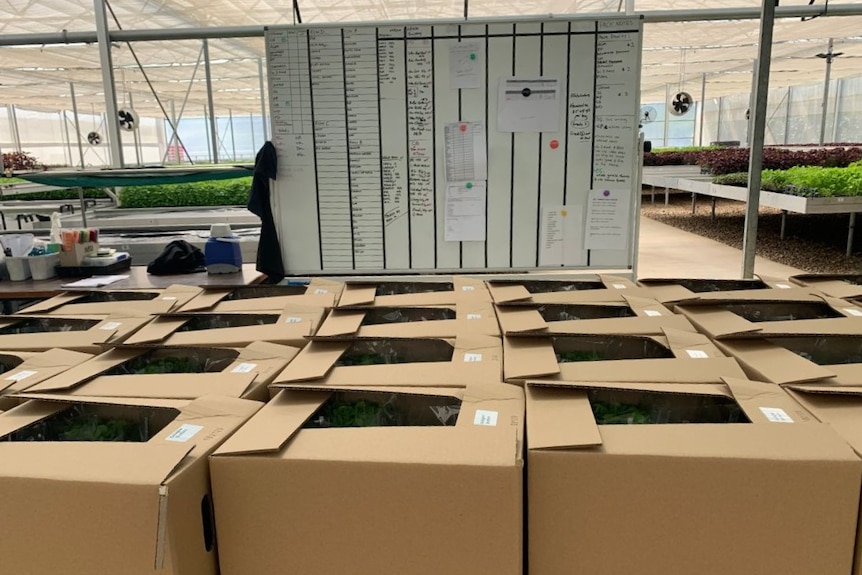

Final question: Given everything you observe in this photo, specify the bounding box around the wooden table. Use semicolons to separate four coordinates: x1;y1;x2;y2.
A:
0;263;267;298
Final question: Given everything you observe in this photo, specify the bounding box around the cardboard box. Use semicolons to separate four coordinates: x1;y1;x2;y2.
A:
789;273;862;299
121;305;325;349
503;327;737;383
274;333;503;387
178;279;342;313
336;276;491;307
495;295;694;336
0;348;93;395
0;295;49;314
19;285;203;317
210;380;523;575
487;274;637;304
21;341;299;402
677;292;862;339
316;299;500;338
0;312;154;352
526;377;861;575
783;382;862;575
0;393;261;575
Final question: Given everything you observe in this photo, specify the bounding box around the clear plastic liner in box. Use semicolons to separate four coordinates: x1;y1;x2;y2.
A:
553;335;674;363
334;338;454;366
176;314;278;332
0;317;100;335
3;404;177;442
588;389;750;425
771;336;862;365
373;282;454;296
360;307;456;326
223;285;307;300
536;304;634;322
104;348;240;375
720;302;842;323
304;391;461;428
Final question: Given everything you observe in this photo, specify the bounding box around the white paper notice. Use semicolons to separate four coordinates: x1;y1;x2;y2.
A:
497;77;561;133
61;274;129;288
444;122;487;182
539;206;585;266
584;189;632;251
445;182;486;242
449;41;483;89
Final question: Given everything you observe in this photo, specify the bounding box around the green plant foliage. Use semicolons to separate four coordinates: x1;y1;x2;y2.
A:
315;398;400;427
135;357;203;374
59;415;141;441
591;400;652;425
556;350;605;363
337;353;389;366
713;164;862;197
6;188;106;201
119;177;252;208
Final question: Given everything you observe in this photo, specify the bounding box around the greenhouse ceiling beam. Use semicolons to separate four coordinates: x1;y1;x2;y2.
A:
3;4;862;46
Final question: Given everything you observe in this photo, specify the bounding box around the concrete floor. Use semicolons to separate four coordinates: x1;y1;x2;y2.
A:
637;216;802;280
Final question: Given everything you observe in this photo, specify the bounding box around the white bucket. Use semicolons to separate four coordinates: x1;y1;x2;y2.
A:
6;256;31;281
28;253;60;280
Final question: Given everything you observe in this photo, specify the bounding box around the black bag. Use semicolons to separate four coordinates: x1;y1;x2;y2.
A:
147;240;206;275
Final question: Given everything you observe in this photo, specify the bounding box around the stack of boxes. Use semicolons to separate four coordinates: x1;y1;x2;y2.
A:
5;273;862;574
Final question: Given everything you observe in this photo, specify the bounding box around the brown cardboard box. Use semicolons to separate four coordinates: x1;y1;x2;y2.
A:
121;305;325;348
783;382;862;575
495;295;695;336
789;273;862;299
487;274;639;304
273;333;503;387
0;312;154;352
0;348;93;395
178;279;342;313
316;299;500;338
19;285;203;316
636;276;799;307
677;292;862;339
210;380;523;575
336;276;491;307
503;327;738;383
20;341;299;402
526;377;861;575
0;393;261;575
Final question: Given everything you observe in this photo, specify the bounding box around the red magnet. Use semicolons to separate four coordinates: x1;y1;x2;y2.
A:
459;123;467;132
550;140;560;150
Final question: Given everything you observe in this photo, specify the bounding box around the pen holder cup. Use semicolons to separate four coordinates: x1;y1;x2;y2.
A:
59;242;98;267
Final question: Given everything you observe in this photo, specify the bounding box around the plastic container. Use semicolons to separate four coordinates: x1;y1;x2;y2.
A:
28;253;60;280
5;257;31;282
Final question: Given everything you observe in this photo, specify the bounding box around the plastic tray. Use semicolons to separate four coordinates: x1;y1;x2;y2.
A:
56;257;132;278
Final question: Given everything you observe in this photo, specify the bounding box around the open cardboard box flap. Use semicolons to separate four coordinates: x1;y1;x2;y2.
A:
677;305;763;339
179;281;338;313
0;348;94;394
20;285;201;316
713;338;836;385
790;274;862;299
316;301;499;338
337;277;489;307
28;372;259;400
536;315;696;337
674;287;822;306
746;317;862;337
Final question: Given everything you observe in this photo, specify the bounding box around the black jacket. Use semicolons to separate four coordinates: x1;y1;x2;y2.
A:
247;141;285;280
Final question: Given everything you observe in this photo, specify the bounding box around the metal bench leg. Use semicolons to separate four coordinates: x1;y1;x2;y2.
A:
780;210;787;240
651;185;655;204
711;198;717;221
848;213;857;257
664;187;669;205
691;193;697;214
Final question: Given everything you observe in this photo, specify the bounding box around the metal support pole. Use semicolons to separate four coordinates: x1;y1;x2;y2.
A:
203;39;219;164
716;96;723;142
625;0;635;14
783;87;792;144
832;78;843;143
250;112;257;153
747;58;758;146
258;58;268;141
664;186;669;205
69;83;86;169
780;210;787;240
691;193;697;214
663;84;670;147
741;0;777;278
229;108;237;161
848;213;856;257
60;111;73;167
7;105;21;153
698;73;706;147
94;0;123;168
203;105;213;163
163;100;178;164
128;92;142;166
711;197;717;220
818;39;838;146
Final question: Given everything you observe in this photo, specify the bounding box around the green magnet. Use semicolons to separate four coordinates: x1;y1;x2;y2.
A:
469;53;476;60
466;182;473;189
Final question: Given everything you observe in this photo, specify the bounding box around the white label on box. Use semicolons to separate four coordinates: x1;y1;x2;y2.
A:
643;310;662;317
466;313;482;320
464;353;483;362
462;285;475;292
612;283;628;289
776;283;792;289
844;308;862;317
686;349;709;359
4;370;37;382
162;296;178;301
284;317;303;324
165;423;204;442
100;321;122;330
474;410;499;426
232;362;258;373
313;288;328;295
759;407;794;423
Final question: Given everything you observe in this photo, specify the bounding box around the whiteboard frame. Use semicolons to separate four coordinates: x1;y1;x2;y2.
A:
265;15;644;276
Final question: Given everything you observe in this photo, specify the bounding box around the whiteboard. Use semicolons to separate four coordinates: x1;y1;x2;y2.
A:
265;16;643;274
